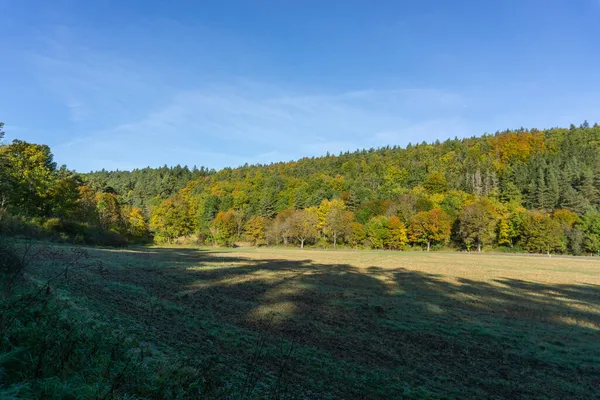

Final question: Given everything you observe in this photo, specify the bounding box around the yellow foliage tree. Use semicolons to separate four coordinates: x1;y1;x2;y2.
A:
127;207;148;238
246;215;267;246
387;216;408;250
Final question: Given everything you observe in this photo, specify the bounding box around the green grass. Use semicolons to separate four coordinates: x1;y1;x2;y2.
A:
20;245;600;398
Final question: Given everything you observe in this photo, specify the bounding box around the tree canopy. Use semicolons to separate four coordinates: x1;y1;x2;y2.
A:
3;121;600;254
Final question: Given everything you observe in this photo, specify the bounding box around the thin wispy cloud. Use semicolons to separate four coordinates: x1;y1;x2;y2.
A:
34;44;471;171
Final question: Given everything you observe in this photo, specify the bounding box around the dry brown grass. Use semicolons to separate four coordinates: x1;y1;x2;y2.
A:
235;248;600;285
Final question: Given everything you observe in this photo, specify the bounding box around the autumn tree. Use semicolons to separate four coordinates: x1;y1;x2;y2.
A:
424;171;448;194
323;200;353;248
232;209;246;238
408;208;451;251
150;194;194;244
288;208;319;249
350;222;366;248
211;210;237;246
387;216;408;250
96;192;123;232
458;200;497;252
245;215;267;246
317;199;340;232
552;209;579;229
272;208;295;245
127;206;149;239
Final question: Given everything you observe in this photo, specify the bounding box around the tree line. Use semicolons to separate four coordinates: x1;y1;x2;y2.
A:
2;121;600;254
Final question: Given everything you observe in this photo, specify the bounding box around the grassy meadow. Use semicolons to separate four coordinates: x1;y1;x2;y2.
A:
25;245;600;399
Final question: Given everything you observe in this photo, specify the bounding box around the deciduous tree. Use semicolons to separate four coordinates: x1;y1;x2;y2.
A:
408;208;451;251
288;208;319;249
150;194;194;244
211;210;237;246
323;200;353;248
246;215;267;246
387;216;408;250
365;216;390;249
350;222;366;248
127;206;148;239
458;200;497;252
521;210;564;255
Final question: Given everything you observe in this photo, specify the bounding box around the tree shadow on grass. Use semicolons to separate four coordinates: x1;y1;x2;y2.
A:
47;246;600;399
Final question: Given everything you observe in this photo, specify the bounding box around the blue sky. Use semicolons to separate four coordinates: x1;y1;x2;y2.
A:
1;0;599;172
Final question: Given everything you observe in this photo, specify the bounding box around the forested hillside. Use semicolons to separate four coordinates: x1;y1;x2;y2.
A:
85;166;212;209
142;122;600;254
2;121;600;254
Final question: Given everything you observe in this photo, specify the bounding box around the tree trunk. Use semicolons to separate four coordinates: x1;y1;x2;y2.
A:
477;241;481;253
427;240;431;252
333;233;337;249
300;239;304;249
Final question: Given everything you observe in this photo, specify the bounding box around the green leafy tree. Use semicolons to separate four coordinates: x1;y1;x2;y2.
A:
1;140;78;217
365;216;390;249
567;227;584;255
497;207;526;248
458;200;497;252
521;211;565;255
582;212;600;254
150;194;194;244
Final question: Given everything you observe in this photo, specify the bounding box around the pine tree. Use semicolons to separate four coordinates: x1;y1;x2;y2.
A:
534;167;547;209
578;170;598;205
259;191;277;219
542;167;559;210
500;180;522;204
559;185;587;214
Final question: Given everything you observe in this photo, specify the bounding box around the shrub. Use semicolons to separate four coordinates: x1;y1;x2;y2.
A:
0;215;127;248
42;217;62;232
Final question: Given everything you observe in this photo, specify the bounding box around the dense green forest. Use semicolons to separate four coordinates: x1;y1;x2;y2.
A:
2;121;600;255
85;165;212;208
